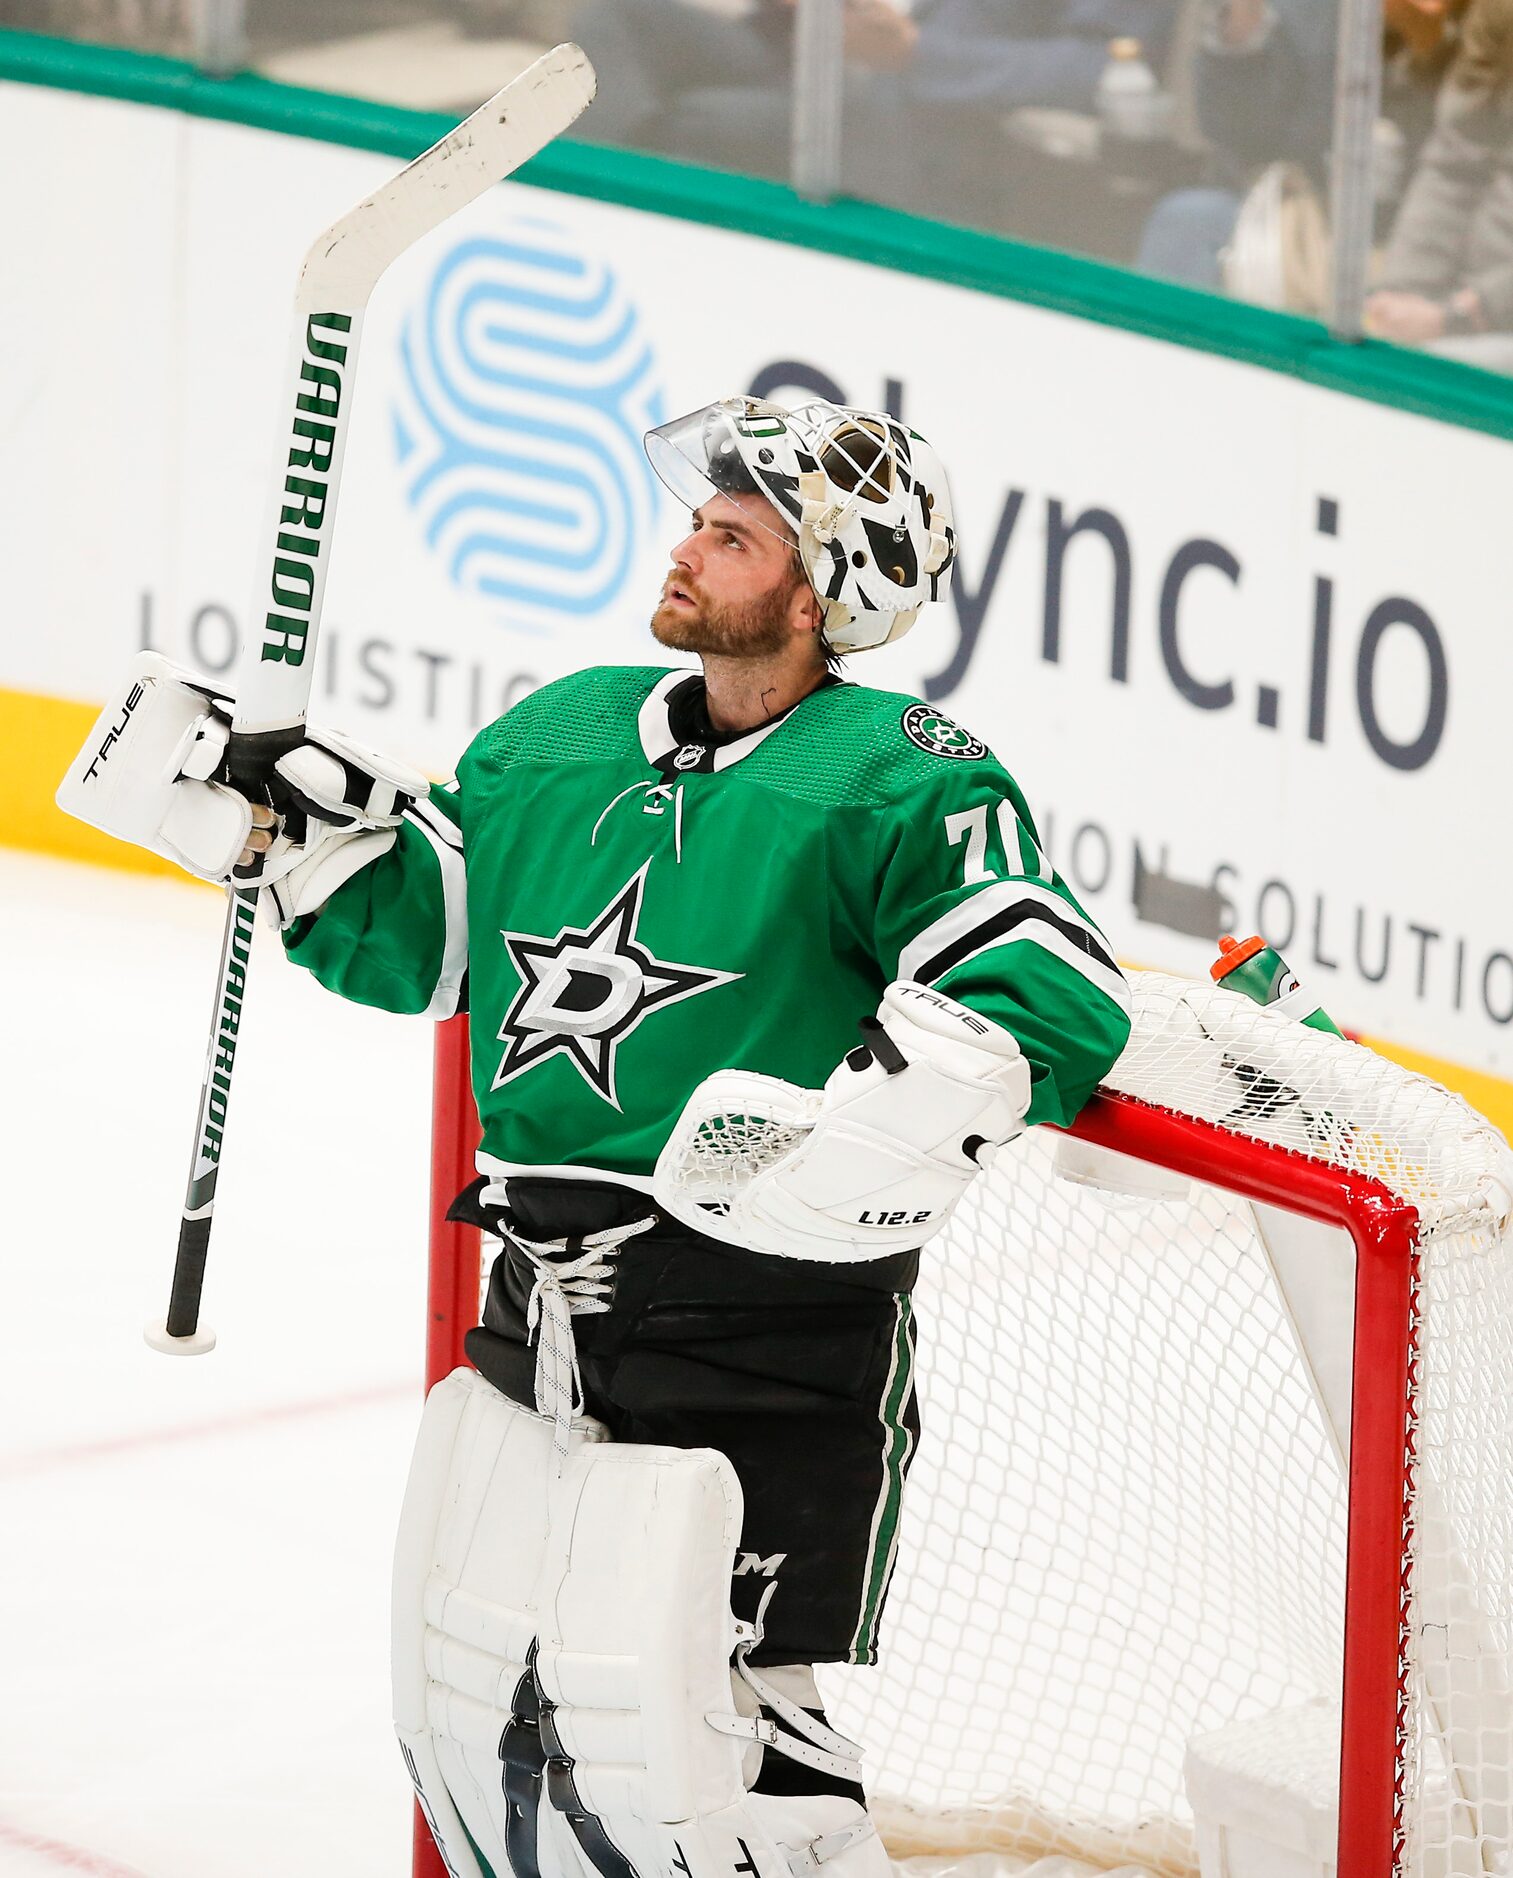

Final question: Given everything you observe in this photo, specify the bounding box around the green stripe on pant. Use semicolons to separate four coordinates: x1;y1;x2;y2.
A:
850;1294;918;1664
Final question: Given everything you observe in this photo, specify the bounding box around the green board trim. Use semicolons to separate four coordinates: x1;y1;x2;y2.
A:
5;24;1513;444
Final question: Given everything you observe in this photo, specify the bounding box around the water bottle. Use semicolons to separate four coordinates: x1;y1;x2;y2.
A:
1211;933;1343;1037
1095;38;1170;142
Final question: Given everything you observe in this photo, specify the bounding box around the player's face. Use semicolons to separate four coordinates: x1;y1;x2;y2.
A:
651;493;815;658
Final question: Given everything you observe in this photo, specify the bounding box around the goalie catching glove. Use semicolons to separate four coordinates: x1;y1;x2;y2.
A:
56;651;427;923
654;981;1032;1262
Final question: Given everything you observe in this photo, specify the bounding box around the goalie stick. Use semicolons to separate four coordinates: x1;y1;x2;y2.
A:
145;44;597;1356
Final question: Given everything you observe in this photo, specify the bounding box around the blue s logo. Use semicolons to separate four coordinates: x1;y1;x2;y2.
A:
393;219;664;630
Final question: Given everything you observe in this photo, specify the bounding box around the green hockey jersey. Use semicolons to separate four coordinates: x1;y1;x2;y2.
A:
284;666;1131;1186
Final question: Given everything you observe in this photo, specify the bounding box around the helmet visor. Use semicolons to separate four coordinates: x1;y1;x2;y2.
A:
644;399;802;551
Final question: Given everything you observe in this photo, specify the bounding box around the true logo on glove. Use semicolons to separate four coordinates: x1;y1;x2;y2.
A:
81;682;146;783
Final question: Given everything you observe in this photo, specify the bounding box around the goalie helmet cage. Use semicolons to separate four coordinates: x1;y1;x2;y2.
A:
419;973;1513;1878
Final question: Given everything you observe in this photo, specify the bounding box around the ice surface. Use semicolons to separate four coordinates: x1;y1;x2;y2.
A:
0;852;1173;1878
0;851;435;1876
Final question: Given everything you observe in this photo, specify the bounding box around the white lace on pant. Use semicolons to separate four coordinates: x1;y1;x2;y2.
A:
480;1180;657;1457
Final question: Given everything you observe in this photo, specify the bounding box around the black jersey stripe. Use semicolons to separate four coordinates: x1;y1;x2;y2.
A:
914;898;1120;988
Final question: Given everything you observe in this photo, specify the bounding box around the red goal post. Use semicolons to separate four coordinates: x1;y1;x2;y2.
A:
418;977;1513;1878
416;1014;483;1878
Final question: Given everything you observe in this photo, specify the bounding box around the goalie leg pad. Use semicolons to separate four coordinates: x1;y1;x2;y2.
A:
534;1444;886;1878
533;1442;749;1819
393;1366;609;1878
395;1370;880;1878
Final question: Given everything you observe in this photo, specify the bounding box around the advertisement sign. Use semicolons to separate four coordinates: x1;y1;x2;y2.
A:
3;83;1512;1078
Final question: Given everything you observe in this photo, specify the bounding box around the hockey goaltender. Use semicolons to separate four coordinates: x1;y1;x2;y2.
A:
58;398;1131;1878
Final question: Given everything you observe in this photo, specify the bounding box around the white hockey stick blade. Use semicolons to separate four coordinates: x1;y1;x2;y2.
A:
234;41;596;743
294;43;597;311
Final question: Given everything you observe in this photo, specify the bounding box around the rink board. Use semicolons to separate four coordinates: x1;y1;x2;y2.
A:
3;54;1513;1878
1;75;1512;1096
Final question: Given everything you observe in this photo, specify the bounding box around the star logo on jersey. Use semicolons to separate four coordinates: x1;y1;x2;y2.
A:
493;864;742;1110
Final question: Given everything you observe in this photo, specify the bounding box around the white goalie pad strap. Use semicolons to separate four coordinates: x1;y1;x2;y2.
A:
392;1367;608;1878
714;1660;864;1786
654;981;1032;1261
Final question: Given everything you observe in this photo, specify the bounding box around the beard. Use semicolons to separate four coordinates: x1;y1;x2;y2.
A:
650;576;799;659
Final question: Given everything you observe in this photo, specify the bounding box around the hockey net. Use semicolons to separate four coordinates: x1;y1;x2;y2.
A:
423;970;1513;1878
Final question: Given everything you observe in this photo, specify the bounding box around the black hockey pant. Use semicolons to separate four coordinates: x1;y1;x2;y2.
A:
459;1177;922;1669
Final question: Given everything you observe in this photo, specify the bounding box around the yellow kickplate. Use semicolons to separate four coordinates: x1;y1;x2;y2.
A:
0;686;185;880
1355;1029;1513;1145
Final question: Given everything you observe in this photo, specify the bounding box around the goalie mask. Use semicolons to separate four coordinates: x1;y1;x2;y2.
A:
644;397;957;653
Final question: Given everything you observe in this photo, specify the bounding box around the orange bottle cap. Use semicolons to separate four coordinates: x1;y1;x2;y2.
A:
1211;933;1266;981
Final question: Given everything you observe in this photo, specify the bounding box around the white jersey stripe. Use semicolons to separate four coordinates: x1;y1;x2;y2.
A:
899;879;1121;985
408;803;468;1019
476;1152;658;1195
1003;918;1133;1013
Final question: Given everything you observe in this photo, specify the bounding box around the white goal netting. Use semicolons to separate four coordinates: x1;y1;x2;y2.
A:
818;970;1513;1878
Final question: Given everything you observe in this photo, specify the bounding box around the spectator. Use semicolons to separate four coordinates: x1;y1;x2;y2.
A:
909;0;1177;223
571;0;1175;213
1366;0;1513;368
570;0;921;205
907;0;1173;115
1136;0;1336;288
1137;0;1456;293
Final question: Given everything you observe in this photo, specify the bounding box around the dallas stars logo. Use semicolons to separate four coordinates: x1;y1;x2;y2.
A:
494;864;741;1110
900;702;987;762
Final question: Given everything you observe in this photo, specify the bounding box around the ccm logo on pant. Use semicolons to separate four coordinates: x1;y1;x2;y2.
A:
733;1551;787;1578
